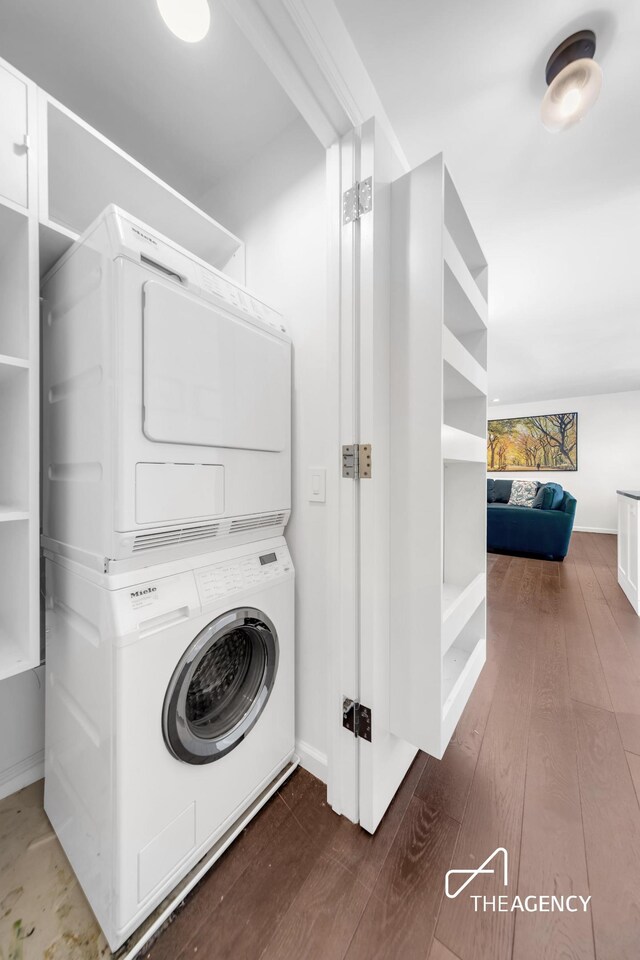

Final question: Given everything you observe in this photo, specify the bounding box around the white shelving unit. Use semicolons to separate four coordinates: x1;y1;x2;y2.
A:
36;90;245;281
0;58;40;681
389;153;488;759
0;52;248;683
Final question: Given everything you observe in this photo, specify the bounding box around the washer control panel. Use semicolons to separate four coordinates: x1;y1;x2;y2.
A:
195;545;293;605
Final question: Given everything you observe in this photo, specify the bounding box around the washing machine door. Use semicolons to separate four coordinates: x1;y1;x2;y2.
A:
162;607;279;764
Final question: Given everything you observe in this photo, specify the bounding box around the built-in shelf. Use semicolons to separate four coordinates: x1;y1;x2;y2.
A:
0;637;32;683
444;168;488;300
0;201;30;360
442;572;485;653
39;218;77;278
0;358;29;385
0;56;40;682
40;93;244;276
0;307;29;515
0;517;34;681
443;228;488;330
0;354;29;370
0;507;29;523
442;645;472;708
441;633;486;744
390;153;487;761
442;424;485;463
443;327;487;398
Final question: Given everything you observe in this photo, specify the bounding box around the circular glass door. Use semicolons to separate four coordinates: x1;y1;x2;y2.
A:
162;607;279;764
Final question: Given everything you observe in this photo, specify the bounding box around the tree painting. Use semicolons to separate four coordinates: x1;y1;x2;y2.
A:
487;413;578;472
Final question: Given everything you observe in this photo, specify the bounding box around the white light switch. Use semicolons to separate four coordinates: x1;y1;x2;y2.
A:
308;468;326;503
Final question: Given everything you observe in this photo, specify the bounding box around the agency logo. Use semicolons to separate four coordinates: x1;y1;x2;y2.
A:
446;846;508;899
445;847;591;913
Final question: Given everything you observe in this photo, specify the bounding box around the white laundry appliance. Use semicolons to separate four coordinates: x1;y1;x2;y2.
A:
41;205;291;571
44;537;295;951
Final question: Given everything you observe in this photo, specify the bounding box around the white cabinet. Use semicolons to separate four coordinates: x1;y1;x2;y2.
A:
389;154;488;759
0;63;29;209
618;492;640;613
0;58;39;681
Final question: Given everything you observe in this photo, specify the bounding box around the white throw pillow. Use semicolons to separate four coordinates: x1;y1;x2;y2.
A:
508;479;538;507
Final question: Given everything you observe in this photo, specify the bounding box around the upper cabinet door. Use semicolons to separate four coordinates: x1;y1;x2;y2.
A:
0;63;29;208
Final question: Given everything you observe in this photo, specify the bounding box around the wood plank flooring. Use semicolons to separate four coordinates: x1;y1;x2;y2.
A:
146;533;640;960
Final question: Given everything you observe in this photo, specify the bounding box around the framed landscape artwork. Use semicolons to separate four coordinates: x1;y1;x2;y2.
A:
487;412;578;472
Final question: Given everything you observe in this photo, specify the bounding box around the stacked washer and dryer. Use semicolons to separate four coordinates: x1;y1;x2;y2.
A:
41;205;296;951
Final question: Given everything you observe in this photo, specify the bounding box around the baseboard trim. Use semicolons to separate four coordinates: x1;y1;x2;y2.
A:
295;739;328;783
574;526;617;535
0;749;44;802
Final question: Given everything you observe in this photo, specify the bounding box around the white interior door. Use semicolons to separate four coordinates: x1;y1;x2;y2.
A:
356;120;417;833
334;127;489;833
332;118;416;834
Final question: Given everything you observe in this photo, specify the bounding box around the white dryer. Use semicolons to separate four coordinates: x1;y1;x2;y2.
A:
41;206;291;570
44;537;295;951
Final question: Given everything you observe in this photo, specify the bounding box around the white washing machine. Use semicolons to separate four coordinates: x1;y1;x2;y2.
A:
41;205;291;571
44;537;295;951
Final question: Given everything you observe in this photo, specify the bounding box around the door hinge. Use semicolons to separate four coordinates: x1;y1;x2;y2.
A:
343;177;373;224
342;698;372;741
342;443;372;479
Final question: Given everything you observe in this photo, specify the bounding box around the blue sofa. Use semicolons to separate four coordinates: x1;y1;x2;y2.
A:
487;479;577;560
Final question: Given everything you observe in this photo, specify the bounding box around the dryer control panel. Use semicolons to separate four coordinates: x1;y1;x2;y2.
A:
195;545;293;606
198;267;286;333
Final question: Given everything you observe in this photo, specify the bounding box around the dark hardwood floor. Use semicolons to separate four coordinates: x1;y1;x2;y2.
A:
145;533;640;960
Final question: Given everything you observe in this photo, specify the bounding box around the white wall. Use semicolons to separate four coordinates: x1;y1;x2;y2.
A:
488;390;640;533
200;117;330;780
0;666;45;800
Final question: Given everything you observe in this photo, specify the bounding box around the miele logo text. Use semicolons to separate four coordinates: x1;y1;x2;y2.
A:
445;848;591;913
130;587;157;598
132;226;157;245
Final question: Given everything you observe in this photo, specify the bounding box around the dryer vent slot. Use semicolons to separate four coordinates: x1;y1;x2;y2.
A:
132;522;224;552
229;513;287;534
140;255;184;284
131;512;288;554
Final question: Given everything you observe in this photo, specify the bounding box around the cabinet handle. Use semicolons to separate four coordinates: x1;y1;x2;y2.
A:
14;135;29;155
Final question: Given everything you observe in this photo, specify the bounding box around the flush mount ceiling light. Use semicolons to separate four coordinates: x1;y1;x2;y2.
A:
156;0;210;42
540;29;602;132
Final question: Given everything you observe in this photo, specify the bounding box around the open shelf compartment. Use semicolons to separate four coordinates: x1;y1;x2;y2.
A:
42;96;244;274
443;327;487;398
0;518;37;681
444;168;488;301
441;604;486;748
0;202;30;359
39;219;77;278
0;363;29;512
443;229;487;368
442;572;486;653
442;423;486;463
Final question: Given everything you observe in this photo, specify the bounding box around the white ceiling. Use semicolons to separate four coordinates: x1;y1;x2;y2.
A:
0;0;299;203
337;0;640;403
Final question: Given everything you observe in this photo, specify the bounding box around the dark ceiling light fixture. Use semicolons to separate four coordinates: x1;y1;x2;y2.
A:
541;29;602;132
